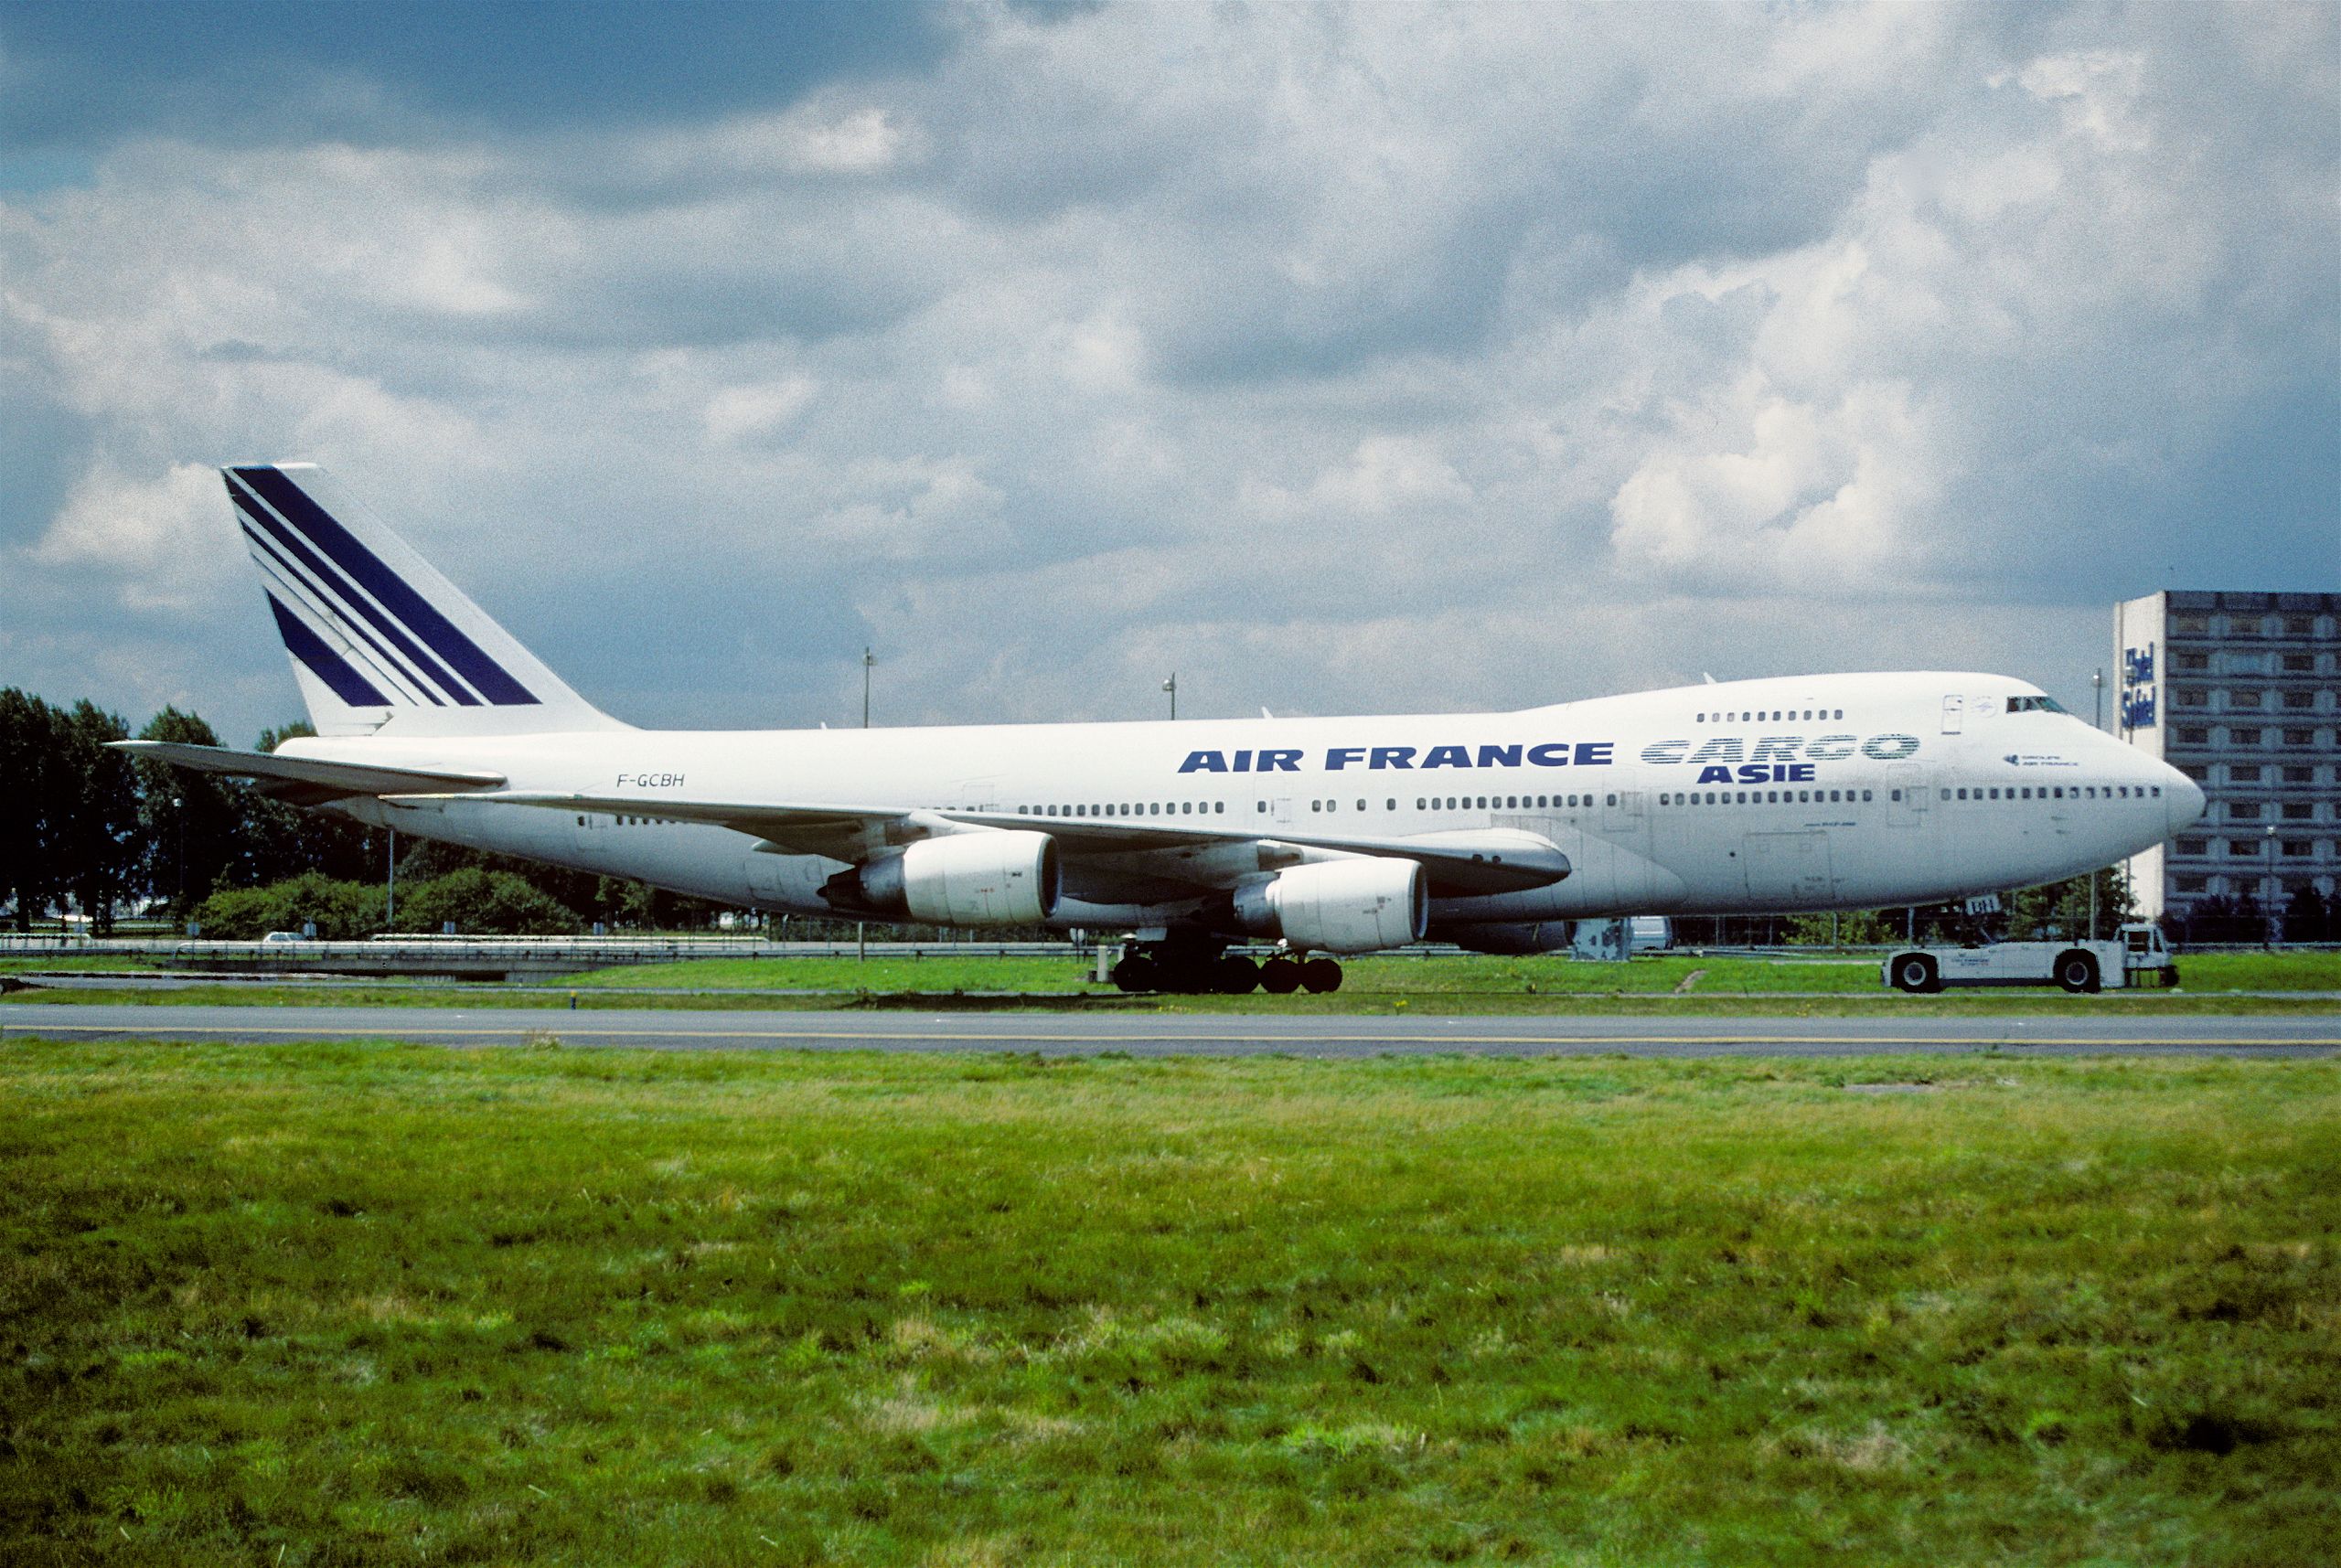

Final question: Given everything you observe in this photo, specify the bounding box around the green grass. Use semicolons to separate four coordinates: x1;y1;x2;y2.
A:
2;1042;2336;1565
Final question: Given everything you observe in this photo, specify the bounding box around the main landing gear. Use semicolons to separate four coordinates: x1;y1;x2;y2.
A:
1108;940;1342;996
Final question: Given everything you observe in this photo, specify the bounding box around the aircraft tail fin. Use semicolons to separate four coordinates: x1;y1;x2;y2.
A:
221;464;629;737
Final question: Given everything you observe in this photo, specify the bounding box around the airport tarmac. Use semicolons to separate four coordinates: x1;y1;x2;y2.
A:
4;1002;2336;1057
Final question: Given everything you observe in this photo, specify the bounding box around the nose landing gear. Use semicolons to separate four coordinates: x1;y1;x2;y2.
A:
1108;940;1342;996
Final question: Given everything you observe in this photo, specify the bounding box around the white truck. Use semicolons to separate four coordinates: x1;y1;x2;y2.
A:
1882;923;2178;994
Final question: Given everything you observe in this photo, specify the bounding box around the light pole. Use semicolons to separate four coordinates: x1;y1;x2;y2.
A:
1162;673;1177;720
387;827;397;929
862;647;874;729
2092;668;2104;731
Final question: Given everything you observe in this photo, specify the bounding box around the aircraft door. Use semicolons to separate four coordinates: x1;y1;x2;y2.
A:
1941;695;1964;734
1886;763;1929;828
1270;797;1296;827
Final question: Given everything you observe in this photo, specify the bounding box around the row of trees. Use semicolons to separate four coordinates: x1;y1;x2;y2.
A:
2164;888;2339;945
3;688;727;935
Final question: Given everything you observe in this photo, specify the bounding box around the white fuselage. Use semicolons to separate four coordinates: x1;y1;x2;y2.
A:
295;670;2203;931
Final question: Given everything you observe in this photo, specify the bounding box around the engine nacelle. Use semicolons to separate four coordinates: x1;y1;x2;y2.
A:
1231;859;1427;954
855;831;1060;926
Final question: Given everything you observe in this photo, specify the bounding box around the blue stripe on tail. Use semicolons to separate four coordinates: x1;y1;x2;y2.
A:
236;513;445;706
229;478;475;706
265;592;392;708
234;466;540;707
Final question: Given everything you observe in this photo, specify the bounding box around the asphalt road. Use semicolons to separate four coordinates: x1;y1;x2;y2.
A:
5;1003;2336;1057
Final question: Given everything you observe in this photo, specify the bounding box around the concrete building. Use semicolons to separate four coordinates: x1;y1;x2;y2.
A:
2113;591;2340;927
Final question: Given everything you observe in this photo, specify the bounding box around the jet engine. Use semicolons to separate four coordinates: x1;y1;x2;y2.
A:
846;831;1060;926
1231;859;1427;953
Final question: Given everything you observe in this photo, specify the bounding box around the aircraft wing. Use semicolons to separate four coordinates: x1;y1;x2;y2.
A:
446;791;1569;895
111;741;508;800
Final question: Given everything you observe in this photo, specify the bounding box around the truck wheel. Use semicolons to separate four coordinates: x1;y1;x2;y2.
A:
2056;951;2100;994
1891;954;1938;994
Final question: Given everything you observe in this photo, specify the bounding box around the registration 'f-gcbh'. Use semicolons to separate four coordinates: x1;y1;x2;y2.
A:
120;465;2207;994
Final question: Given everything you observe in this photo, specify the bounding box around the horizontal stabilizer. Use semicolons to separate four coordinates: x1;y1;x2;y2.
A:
109;741;506;798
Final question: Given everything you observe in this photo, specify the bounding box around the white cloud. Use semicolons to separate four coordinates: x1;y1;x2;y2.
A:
31;461;237;612
0;5;2331;744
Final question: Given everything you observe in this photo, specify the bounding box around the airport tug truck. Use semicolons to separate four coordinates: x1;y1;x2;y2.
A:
1882;923;2178;995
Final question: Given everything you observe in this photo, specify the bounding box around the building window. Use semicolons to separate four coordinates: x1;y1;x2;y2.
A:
2231;764;2262;783
2176;651;2209;671
2229;689;2262;708
2282;654;2314;672
2175;614;2210;635
2175;726;2209;744
2282;690;2316;709
2226;840;2260;856
2284;617;2314;636
2229;802;2262;820
2283;729;2314;746
2282;803;2314;820
2176;838;2207;855
2284;766;2314;784
2175;688;2207;707
2283;841;2313;858
2230;728;2261;745
2177;877;2208;893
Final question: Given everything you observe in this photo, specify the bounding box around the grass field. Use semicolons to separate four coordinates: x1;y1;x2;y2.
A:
4;1041;2335;1565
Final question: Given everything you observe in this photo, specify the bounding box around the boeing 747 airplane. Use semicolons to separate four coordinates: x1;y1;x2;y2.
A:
119;464;2206;993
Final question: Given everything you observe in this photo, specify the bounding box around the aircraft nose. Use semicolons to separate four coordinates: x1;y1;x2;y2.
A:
2167;765;2206;834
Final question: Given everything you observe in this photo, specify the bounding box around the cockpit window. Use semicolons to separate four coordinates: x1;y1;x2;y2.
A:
2006;695;2067;714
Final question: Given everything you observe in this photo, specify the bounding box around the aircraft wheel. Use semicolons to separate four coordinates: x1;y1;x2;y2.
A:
2056;951;2100;994
1259;956;1302;995
1113;955;1158;993
1891;954;1938;994
1299;957;1343;994
1215;955;1261;994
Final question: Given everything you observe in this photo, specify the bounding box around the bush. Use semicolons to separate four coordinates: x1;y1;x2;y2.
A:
392;868;581;936
191;872;385;940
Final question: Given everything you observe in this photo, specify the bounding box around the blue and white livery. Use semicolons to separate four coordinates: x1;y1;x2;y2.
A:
120;464;2207;994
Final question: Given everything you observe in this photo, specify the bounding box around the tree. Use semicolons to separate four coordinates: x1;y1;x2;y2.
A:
2283;885;2332;945
53;702;142;933
191;872;386;940
244;720;379;885
133;707;252;919
1;689;66;929
393;869;581;936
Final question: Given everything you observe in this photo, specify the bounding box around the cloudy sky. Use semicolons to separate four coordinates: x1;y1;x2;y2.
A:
3;1;2335;747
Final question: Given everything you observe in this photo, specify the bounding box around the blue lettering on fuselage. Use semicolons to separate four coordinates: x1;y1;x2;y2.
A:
1175;742;1621;774
1696;763;1819;784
